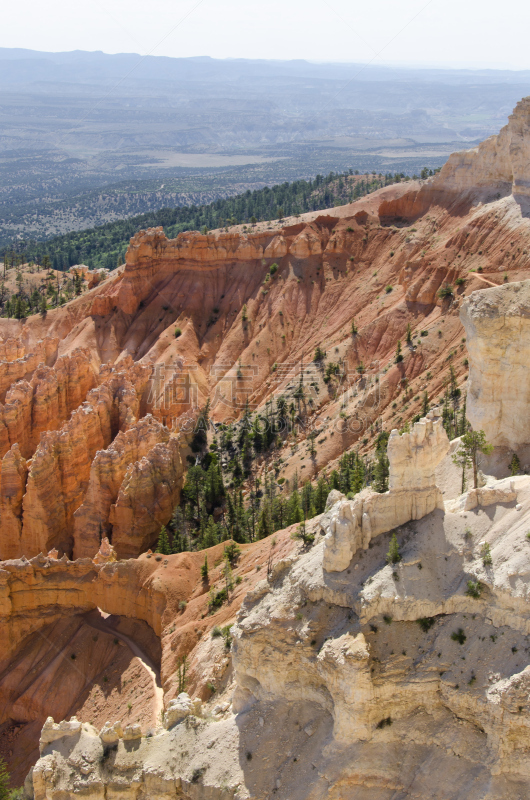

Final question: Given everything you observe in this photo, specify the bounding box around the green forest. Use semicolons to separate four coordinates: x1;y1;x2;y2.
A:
13;169;428;272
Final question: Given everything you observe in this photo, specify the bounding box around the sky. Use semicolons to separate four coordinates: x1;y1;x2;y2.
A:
2;0;530;71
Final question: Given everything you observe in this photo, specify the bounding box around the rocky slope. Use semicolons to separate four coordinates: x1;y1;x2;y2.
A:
3;96;530;797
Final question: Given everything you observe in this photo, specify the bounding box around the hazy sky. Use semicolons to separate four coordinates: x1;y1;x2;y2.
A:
2;0;529;70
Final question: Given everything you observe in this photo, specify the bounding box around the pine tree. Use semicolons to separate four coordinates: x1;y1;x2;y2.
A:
373;448;389;492
201;555;209;581
421;391;429;418
257;502;272;539
452;430;494;489
223;556;234;593
395;340;403;363
203;516;219;548
509;453;521;476
0;757;11;800
386;533;401;564
156;526;171;555
406;323;412;345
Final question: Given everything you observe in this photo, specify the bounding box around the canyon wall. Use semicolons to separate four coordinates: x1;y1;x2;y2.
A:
460;279;530;450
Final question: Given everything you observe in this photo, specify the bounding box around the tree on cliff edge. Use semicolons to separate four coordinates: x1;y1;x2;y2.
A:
452;430;494;490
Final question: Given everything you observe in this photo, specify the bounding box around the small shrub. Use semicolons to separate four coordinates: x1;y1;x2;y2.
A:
509;453;521;476
212;626;222;638
466;580;482;599
208;587;228;613
416;617;435;633
376;716;392;729
179;600;187;612
383;615;393;625
313;345;326;362
451;628;466;645
224;541;241;565
438;284;454;299
269;263;278;275
385;285;393;293
191;767;206;784
481;542;493;566
295;524;315;546
207;682;216;693
455;277;465;286
174;327;182;338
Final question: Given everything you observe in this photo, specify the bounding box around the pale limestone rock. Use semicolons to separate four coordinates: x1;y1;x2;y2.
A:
99;721;123;744
445;478;518;513
39;717;81;753
460;280;530;450
316;632;374;742
163;693;202;729
323;414;449;572
122;723;142;741
431;95;530;205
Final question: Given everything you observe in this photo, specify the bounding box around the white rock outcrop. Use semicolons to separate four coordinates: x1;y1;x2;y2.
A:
39;717;82;753
163;692;202;729
460;279;530;450
323;413;450;572
432;95;530;205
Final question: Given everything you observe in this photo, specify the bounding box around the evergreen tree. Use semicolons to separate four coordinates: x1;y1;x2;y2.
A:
452;430;494;489
373;448;389;493
386;533;401;564
257;502;272;539
203;516;219;548
372;432;390;493
510;453;521;476
201;554;209;581
315;475;329;514
0;758;11;800
156;526;171;555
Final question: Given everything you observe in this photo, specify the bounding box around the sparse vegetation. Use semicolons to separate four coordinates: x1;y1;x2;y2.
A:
466;580;482;599
481;542;493;566
416;617;436;632
451;628;467;645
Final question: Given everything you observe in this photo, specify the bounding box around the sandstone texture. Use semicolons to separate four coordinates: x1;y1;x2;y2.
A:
460;279;530;450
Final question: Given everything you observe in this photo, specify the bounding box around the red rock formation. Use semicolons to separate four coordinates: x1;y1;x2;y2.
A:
73;415;182;560
0;347;97;461
19;368;151;558
0;337;58;403
0;444;28;560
